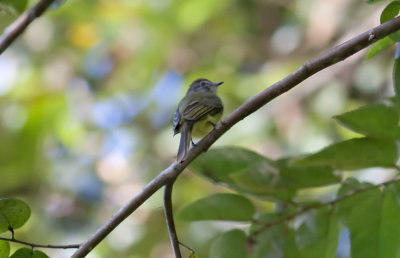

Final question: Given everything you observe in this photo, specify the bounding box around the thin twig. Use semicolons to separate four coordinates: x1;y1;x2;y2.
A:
164;178;182;258
0;236;80;249
179;241;195;254
0;0;56;55
248;177;400;239
72;16;400;258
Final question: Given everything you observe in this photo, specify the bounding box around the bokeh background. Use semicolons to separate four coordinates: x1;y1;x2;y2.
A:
0;0;395;257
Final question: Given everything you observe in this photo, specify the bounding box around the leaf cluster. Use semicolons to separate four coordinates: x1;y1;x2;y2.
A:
0;199;49;258
176;98;400;257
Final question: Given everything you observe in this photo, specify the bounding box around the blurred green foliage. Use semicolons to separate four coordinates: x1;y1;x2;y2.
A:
0;199;30;233
0;0;399;257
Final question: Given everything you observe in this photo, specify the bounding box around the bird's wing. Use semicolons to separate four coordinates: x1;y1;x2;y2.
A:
173;107;181;135
182;96;223;122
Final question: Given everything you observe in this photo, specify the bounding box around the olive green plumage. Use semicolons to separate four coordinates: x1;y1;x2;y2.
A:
173;79;224;162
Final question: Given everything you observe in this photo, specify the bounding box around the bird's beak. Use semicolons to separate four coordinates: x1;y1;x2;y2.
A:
214;81;224;86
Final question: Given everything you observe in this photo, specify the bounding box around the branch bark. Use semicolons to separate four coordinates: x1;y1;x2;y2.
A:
72;16;400;258
0;0;56;55
164;180;182;258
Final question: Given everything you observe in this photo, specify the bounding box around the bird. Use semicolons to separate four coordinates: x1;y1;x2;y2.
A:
173;78;224;162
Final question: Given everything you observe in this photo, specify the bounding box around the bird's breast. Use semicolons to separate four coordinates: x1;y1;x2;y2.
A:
191;112;222;138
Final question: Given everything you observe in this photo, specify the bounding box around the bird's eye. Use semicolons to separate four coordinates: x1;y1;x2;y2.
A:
200;81;206;86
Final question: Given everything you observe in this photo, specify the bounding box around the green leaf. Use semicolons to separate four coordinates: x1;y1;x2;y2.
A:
336;179;400;258
365;37;394;60
10;248;32;258
13;249;48;258
10;248;49;258
190;147;339;200
379;181;400;257
380;1;400;41
337;178;364;197
394;44;400;114
175;193;255;221
381;1;400;23
249;214;299;258
277;160;341;188
0;0;28;13
334;103;400;139
209;229;247;258
283;228;299;258
295;206;340;258
189;147;266;182
337;180;381;258
190;147;294;200
249;207;340;258
32;250;49;258
0;240;10;258
0;198;31;233
295;137;398;170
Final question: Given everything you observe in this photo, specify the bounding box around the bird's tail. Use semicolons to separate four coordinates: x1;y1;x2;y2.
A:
177;123;192;163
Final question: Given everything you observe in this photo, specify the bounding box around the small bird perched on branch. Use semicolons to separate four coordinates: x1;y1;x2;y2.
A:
173;79;224;162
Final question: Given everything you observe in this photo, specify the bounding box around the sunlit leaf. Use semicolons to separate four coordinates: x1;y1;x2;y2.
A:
381;1;400;23
175;193;254;221
10;248;49;258
334;103;400;139
295;137;398;170
9;248;31;258
365;37;394;60
0;240;10;258
380;1;400;41
33;250;49;258
209;229;247;258
0;199;30;233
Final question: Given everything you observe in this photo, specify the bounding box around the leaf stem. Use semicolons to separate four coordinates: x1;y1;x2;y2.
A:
248;177;400;239
0;236;81;249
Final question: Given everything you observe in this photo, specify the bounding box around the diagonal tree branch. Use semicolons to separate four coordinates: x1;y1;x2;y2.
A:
0;0;56;55
72;16;400;258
